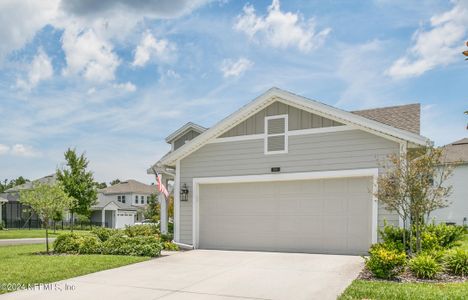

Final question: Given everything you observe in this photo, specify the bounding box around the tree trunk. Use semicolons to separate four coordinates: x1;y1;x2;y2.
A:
70;212;74;232
45;221;49;254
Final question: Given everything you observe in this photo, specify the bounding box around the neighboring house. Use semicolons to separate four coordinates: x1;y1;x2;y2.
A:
91;179;157;228
431;138;468;226
0;174;55;228
149;87;428;255
0;196;7;226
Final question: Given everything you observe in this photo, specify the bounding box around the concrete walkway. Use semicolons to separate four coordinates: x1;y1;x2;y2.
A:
0;238;55;246
0;250;363;300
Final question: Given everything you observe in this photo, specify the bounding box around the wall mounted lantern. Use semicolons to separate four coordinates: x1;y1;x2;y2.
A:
180;183;189;201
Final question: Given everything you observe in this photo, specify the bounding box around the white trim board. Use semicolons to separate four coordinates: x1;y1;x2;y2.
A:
174;160;181;242
208;125;355;144
192;168;379;250
264;114;288;155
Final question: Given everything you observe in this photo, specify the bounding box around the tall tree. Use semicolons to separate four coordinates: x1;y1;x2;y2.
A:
376;147;454;255
109;179;121;186
20;183;74;253
56;148;97;232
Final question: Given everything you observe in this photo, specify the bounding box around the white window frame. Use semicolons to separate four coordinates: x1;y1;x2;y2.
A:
264;114;288;155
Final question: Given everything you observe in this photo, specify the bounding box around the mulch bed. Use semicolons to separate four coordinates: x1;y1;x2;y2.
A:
358;267;467;283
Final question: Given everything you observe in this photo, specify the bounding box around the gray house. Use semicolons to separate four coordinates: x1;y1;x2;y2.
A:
150;88;428;255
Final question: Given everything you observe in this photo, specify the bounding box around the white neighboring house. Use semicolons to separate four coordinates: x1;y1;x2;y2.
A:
432;138;468;226
90;179;157;229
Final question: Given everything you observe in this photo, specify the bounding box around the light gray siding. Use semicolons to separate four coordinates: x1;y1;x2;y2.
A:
179;129;400;244
174;130;201;150
221;101;343;138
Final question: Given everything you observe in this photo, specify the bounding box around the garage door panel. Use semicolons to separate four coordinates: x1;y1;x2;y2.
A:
198;177;372;255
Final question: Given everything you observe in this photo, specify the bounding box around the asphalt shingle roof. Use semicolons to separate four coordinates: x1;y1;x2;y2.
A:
440;138;468;164
352;103;421;134
99;179;156;195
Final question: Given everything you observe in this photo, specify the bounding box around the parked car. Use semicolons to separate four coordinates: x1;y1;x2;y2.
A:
135;219;159;226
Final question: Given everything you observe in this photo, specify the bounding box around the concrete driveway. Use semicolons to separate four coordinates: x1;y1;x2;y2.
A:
1;250;363;300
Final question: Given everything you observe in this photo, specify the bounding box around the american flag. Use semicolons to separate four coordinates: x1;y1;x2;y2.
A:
153;168;169;198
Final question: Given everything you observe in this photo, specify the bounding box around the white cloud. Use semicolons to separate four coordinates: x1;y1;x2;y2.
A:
220;57;254;78
16;48;54;91
234;0;331;52
113;82;137;92
0;144;40;157
132;31;176;67
0;0;59;61
387;0;468;79
61;27;120;83
0;144;9;155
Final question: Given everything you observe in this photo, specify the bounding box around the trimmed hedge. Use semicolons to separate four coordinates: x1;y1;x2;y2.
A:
102;235;162;257
53;233;101;254
91;227;118;242
124;224;159;237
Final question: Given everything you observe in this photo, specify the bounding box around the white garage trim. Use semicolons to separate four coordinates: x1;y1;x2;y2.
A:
192;168;379;249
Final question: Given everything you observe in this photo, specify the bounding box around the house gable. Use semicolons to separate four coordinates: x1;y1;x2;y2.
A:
221;101;343;138
174;129;202;150
158;88;429;167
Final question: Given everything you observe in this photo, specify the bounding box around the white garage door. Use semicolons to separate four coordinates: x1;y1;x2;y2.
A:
199;177;373;255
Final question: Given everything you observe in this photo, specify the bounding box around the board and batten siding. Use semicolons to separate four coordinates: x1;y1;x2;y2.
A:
174;130;201;150
179;129;400;245
221;101;343;138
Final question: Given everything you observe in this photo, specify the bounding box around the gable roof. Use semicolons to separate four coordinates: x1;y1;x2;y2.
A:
99;180;156;195
91;197;137;211
352;103;420;134
158;88;429;167
165;122;207;143
440;138;468;164
5;174;56;192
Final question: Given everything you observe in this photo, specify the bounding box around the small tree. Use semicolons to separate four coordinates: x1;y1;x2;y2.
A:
20;183;75;253
57;148;97;232
376;146;454;255
109;179;121;186
144;194;160;222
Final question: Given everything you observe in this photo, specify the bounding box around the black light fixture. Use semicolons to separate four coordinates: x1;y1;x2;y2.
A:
180;183;189;201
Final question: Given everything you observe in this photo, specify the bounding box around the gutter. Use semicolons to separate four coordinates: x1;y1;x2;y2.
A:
173;241;194;250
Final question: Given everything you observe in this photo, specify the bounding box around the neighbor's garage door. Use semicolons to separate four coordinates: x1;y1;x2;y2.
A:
199;177;373;255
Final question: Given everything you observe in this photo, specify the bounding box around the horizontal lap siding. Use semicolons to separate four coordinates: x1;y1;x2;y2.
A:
179;129;399;244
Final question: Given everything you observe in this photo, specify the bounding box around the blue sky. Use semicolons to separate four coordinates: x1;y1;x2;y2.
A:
0;0;467;184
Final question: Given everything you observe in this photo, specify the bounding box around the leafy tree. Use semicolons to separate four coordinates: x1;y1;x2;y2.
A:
96;182;107;189
144;194;160;222
20;183;75;253
56;148;97;232
0;176;30;193
376;146;454;255
109;179;121;186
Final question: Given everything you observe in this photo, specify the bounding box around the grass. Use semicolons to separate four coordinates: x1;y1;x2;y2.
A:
0;244;151;294
339;234;468;300
0;229;90;239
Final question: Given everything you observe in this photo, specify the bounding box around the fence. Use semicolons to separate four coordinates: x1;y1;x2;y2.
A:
3;220;108;230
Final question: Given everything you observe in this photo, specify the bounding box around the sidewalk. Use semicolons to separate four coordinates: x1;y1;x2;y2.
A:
0;238;56;246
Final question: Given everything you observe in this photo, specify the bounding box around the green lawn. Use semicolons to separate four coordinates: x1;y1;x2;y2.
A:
339;235;468;300
0;229;90;239
0;244;150;294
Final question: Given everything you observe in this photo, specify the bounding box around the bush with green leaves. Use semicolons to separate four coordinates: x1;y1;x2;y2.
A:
444;249;468;276
53;233;82;253
160;233;173;243
102;235;162;257
365;244;406;279
424;223;466;249
54;233;102;254
379;223;408;252
163;241;179;251
124;224;159;237
91;227;118;242
409;254;442;279
78;235;102;254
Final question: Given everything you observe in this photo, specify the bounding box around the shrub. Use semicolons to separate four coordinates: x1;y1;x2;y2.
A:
444;249;468;276
379;223;407;252
365;244;406;279
409;254;442;279
102;235;162;257
78;235;102;254
420;231;441;252
160;233;173;243
91;227;118;242
53;233;81;253
163;241;179;251
124;224;159;237
424;223;465;249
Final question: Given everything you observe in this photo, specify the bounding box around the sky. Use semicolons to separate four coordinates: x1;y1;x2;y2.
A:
0;0;467;184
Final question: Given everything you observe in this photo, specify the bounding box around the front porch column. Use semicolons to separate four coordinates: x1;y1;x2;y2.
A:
159;192;168;234
101;209;105;227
